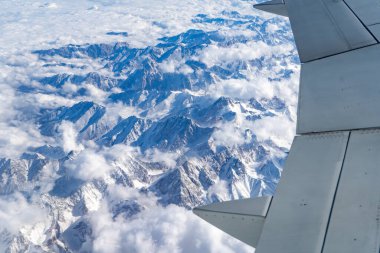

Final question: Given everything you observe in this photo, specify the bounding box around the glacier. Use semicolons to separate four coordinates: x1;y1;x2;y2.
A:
0;2;299;253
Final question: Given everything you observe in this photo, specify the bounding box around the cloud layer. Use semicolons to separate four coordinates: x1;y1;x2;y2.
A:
0;0;298;252
87;187;253;253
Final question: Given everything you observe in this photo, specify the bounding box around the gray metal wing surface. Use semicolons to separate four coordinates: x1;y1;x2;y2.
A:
193;197;272;247
193;0;380;252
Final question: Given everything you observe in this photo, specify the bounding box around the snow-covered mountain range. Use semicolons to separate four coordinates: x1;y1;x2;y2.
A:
0;1;299;252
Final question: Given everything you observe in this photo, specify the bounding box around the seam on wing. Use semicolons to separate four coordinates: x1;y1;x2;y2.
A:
195;209;267;218
320;131;351;253
342;0;380;43
319;0;351;48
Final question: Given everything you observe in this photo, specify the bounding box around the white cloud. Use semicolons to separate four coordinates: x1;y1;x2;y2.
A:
0;123;45;159
65;149;112;180
143;148;182;168
0;1;298;252
104;102;141;122
0;0;258;54
61;82;79;94
158;59;178;73
0;193;48;235
199;41;270;68
0;74;50;158
0;0;297;160
86;187;252;253
207;180;230;201
212;122;248;148
158;51;194;75
265;22;280;33
82;83;109;103
209;77;275;101
252;114;296;149
59;121;84;153
42;2;59;9
204;43;299;103
0;0;268;160
198;41;294;68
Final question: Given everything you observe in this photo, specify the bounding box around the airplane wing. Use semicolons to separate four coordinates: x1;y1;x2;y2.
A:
194;1;380;252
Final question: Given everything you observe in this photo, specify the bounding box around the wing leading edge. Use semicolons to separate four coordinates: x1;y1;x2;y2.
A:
193;0;380;252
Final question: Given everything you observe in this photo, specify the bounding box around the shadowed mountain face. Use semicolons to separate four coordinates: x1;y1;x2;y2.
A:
0;9;298;252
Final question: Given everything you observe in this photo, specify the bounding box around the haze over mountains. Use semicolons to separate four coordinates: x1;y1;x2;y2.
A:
0;1;299;252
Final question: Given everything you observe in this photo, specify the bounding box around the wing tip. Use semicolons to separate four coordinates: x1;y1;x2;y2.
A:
253;0;288;17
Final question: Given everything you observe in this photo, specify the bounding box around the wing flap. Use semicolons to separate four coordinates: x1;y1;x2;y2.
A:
323;130;380;252
256;133;349;253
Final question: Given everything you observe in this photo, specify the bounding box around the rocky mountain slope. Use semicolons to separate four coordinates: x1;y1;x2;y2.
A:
0;7;298;253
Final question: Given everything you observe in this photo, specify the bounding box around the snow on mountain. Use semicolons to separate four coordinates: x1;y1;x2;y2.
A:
0;1;299;252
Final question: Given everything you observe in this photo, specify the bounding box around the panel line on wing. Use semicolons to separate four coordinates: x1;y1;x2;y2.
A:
344;0;380;29
199;198;273;218
322;130;380;252
319;0;351;48
194;209;269;218
342;0;379;43
321;131;351;253
255;133;350;253
301;42;378;64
